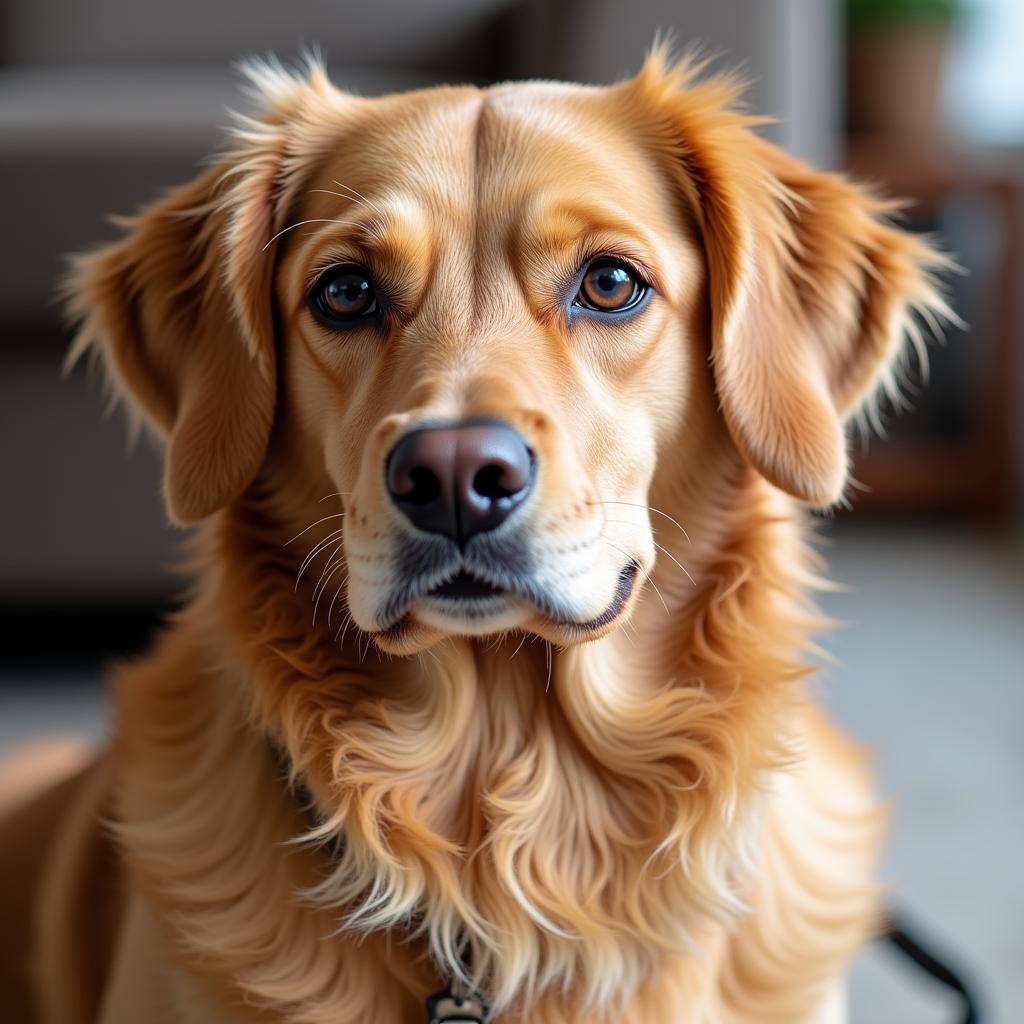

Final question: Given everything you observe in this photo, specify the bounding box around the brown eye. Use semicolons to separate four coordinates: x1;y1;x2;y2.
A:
312;264;377;325
576;259;646;312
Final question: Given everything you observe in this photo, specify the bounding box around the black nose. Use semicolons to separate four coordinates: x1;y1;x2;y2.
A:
386;420;534;545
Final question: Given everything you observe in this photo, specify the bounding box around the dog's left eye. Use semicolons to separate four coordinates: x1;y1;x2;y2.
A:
310;264;378;326
575;259;647;313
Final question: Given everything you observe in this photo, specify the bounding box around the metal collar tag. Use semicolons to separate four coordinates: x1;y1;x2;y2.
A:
425;976;491;1023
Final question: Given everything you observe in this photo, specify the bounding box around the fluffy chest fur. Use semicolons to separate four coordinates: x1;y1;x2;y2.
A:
109;487;881;1024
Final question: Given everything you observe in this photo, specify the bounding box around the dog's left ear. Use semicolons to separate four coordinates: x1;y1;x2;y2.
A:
633;58;951;506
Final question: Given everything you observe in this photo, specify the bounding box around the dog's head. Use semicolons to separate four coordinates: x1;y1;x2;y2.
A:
69;53;948;655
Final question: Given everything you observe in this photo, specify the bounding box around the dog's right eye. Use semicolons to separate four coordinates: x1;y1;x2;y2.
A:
310;264;378;326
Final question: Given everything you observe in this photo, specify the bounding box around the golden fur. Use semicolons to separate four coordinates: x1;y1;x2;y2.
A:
1;50;950;1022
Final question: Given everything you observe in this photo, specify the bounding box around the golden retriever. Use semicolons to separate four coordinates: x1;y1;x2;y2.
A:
0;49;950;1023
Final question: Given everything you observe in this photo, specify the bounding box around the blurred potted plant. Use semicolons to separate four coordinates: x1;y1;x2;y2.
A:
846;0;962;143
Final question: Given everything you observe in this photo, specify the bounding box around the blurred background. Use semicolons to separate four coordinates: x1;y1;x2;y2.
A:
1;0;1021;1020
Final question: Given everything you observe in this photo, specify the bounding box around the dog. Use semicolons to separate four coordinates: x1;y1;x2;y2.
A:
0;49;950;1022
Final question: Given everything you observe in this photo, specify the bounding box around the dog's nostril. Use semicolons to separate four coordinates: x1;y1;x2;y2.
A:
403;467;442;506
473;463;519;500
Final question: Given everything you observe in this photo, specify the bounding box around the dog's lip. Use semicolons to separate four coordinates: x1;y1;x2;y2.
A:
427;570;507;600
540;561;640;634
378;561;640;640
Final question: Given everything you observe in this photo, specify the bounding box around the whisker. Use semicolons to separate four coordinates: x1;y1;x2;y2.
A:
545;642;553;692
510;632;528;661
599;515;696;585
335;611;354;646
615;617;637;649
285;513;346;547
325;572;350;631
308;188;387;223
303;541;343;605
645;575;672;616
327;575;349;629
600;534;633;562
591;500;691;543
601;535;670;616
311;546;345;600
312;553;347;624
314;564;346;627
262;218;355;252
295;531;345;589
308;188;363;203
653;540;696;586
319;491;352;503
331;180;388;220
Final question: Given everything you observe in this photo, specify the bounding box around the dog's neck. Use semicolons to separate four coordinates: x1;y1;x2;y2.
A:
210;473;814;1010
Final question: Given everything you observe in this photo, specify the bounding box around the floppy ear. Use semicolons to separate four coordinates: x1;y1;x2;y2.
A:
634;57;952;506
65;59;342;523
66;154;282;524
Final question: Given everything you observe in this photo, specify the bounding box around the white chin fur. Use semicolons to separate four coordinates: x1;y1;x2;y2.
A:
415;595;532;636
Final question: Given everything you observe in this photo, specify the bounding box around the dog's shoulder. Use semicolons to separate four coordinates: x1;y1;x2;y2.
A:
0;744;123;1022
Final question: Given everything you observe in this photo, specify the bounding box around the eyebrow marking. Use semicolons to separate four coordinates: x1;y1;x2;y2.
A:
536;200;651;241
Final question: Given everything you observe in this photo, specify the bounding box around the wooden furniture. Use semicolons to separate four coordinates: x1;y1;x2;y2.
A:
842;139;1021;519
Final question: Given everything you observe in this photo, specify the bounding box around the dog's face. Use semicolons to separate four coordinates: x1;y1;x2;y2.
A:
70;56;946;655
274;84;707;652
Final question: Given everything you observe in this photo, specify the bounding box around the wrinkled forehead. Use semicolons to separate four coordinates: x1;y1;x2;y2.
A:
295;81;684;258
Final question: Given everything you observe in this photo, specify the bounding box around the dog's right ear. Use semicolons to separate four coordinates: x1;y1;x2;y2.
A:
67;163;280;524
66;60;338;524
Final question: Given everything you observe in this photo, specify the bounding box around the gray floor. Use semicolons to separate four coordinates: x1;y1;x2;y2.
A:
816;524;1024;1024
1;524;1021;1022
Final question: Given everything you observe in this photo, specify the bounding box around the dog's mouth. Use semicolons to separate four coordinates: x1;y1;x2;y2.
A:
427;570;507;600
373;558;641;654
